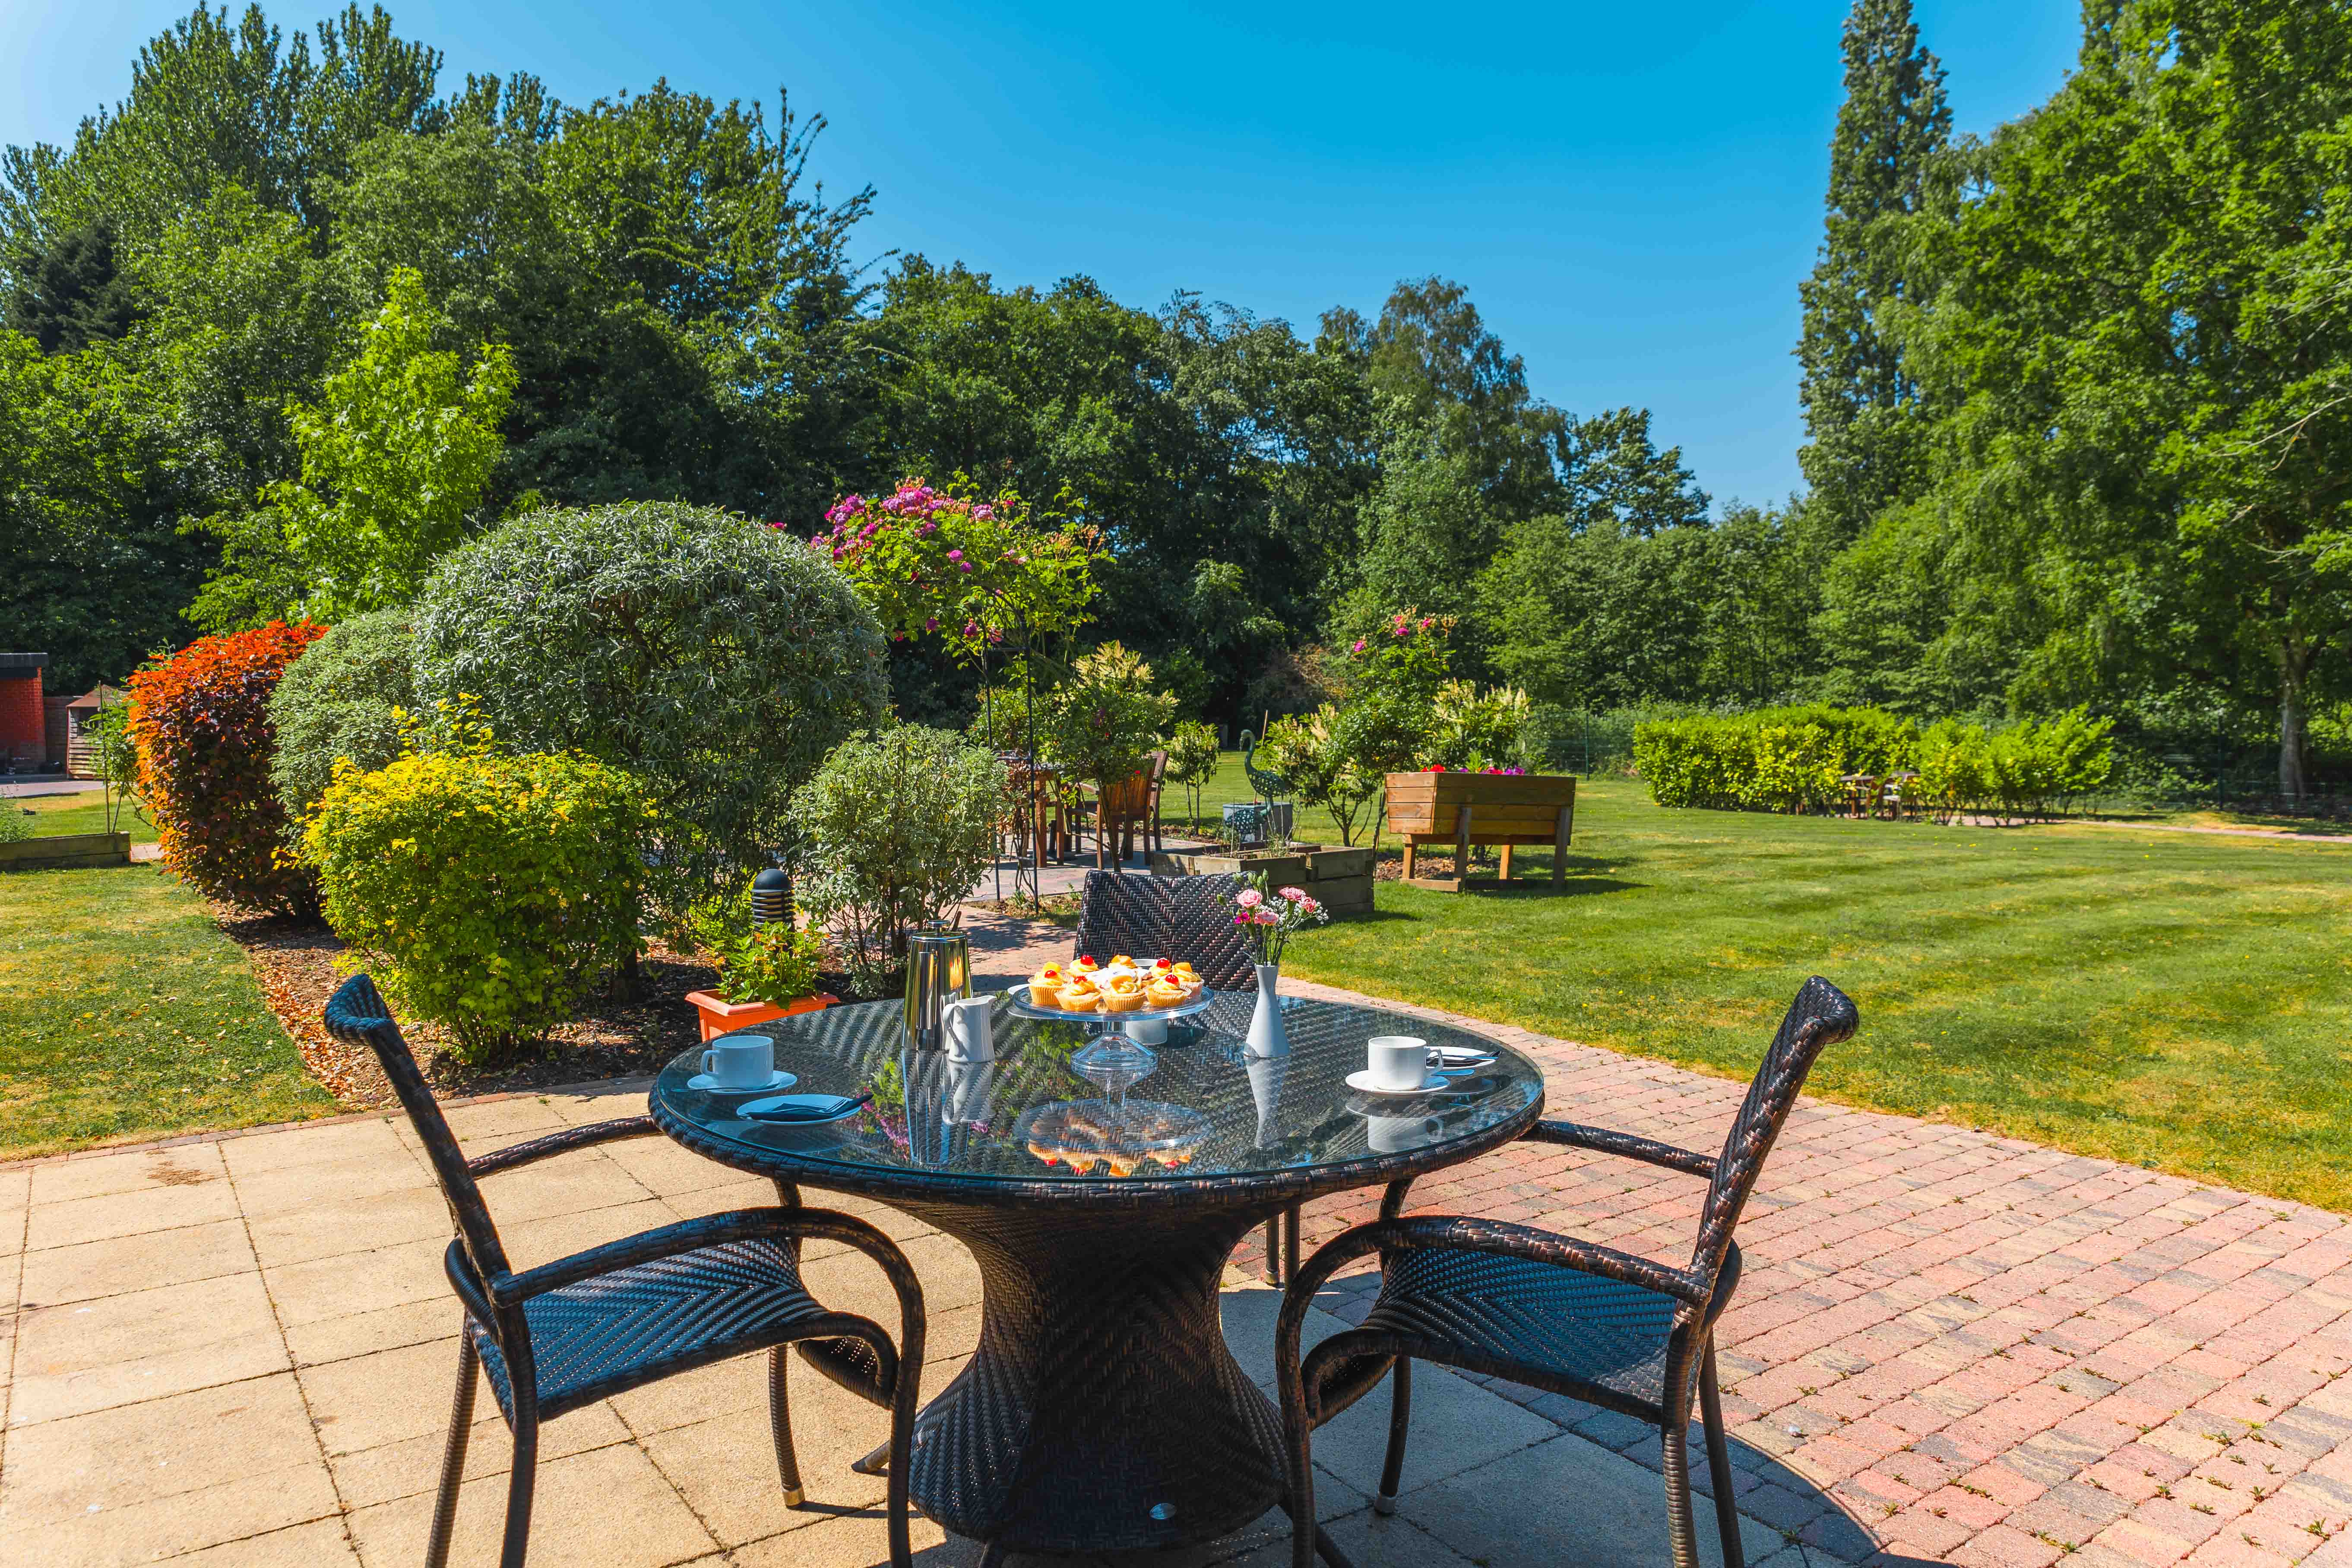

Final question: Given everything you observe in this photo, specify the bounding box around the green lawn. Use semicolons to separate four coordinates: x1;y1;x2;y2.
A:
0;865;338;1159
1236;768;2352;1212
12;789;157;843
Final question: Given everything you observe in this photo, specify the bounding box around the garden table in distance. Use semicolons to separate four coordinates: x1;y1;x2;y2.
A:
649;993;1545;1563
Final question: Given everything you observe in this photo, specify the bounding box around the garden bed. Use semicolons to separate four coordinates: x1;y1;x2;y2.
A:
1150;844;1376;915
0;830;131;870
212;904;722;1108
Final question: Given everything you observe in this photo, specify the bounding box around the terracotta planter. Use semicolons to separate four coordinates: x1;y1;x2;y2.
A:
685;990;838;1043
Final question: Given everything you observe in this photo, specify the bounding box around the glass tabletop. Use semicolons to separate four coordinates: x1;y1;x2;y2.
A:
650;991;1546;1196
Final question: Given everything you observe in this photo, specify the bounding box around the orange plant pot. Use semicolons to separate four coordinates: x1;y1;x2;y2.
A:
685;990;838;1043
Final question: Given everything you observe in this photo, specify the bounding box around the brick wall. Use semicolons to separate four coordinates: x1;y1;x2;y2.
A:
0;668;43;765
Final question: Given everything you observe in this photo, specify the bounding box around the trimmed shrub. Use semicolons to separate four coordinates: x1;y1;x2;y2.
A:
1640;703;2115;821
129;621;327;912
791;727;1006;998
1914;708;2116;822
412;502;890;930
0;805;30;843
1636;705;1919;814
302;748;649;1064
266;608;417;824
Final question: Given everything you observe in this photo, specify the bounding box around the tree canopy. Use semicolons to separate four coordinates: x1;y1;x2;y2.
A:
6;0;2347;795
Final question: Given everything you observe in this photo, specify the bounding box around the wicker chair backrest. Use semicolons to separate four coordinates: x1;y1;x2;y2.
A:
324;972;514;1286
1687;975;1857;1290
1071;870;1255;991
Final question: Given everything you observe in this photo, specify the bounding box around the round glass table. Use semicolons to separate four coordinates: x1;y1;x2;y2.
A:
649;990;1545;1558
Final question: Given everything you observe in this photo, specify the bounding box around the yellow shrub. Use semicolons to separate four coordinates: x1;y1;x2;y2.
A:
302;748;649;1064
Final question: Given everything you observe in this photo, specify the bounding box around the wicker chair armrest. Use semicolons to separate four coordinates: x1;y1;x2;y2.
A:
1275;1212;1707;1431
1524;1118;1716;1179
466;1115;661;1178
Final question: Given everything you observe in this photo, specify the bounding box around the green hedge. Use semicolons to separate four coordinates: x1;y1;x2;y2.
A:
1635;705;2113;817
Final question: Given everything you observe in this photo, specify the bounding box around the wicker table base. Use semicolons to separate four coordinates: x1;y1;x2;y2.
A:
894;1197;1287;1555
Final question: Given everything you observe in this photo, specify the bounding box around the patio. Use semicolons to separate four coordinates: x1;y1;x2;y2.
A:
5;930;2350;1568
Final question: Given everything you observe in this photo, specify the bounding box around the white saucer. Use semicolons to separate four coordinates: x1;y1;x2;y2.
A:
689;1069;796;1093
1345;1068;1447;1096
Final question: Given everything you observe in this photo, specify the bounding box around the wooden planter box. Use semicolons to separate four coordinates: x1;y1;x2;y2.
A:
0;831;131;871
1150;844;1377;916
1385;772;1576;890
684;990;838;1044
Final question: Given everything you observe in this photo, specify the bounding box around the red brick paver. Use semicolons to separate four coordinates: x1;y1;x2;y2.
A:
963;904;2352;1565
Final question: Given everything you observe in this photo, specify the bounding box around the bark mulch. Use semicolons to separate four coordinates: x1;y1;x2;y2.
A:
210;902;720;1109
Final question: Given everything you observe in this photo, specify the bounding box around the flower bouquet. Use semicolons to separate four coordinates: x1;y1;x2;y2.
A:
1225;874;1330;965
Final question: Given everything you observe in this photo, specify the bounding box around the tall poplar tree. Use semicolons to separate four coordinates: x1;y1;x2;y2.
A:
1795;0;1953;547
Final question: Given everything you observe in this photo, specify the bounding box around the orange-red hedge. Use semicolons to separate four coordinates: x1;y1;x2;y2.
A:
130;621;328;913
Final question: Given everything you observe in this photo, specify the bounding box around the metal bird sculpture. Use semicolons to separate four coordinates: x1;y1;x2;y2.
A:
1241;729;1290;808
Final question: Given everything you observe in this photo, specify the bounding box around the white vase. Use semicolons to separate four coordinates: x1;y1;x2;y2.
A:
1245;961;1290;1058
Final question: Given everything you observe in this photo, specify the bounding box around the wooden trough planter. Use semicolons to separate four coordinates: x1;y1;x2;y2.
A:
0;831;131;871
1385;772;1576;891
1150;844;1377;917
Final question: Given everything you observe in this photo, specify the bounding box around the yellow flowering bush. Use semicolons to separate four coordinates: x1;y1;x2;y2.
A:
302;748;650;1064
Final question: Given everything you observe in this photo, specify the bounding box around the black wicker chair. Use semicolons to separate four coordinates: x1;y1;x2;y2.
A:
323;973;927;1568
1274;976;1858;1568
1072;870;1306;1283
1070;868;1256;990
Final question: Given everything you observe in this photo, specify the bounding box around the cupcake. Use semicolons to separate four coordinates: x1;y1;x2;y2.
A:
1057;979;1102;1013
1146;976;1188;1008
1099;976;1148;1013
1071;955;1101;975
1029;963;1066;1007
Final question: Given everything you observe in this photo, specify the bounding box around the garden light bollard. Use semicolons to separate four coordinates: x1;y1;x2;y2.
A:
902;925;972;1055
751;865;791;928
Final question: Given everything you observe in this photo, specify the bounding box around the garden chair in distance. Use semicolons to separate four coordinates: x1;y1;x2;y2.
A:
1275;975;1859;1568
1071;869;1306;1284
323;973;928;1568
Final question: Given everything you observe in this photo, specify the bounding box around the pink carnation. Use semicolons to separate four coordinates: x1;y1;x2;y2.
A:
1278;886;1307;903
1235;888;1263;909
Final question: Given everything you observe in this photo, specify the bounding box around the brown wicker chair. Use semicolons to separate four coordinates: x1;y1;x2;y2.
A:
324;973;928;1568
1274;976;1858;1568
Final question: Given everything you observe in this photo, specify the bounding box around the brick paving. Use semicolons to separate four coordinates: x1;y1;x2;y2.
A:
966;904;2352;1567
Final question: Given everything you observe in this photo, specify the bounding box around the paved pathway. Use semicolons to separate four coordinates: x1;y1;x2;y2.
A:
3;909;2348;1567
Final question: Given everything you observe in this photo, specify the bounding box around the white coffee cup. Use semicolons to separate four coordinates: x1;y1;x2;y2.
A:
701;1034;774;1089
1365;1036;1429;1093
1366;1112;1443;1153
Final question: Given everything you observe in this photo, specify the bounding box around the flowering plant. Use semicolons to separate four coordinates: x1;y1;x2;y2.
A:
1223;872;1329;966
800;478;1101;662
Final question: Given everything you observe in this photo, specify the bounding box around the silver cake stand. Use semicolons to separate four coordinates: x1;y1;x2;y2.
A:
1005;982;1219;1077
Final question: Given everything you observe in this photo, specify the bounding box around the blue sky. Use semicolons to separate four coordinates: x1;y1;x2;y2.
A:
2;0;2084;510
